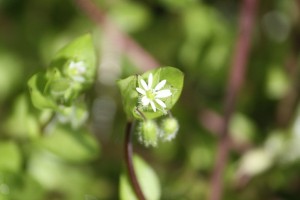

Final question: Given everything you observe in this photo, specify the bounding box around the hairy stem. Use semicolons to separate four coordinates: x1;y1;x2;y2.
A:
124;121;146;200
209;0;258;200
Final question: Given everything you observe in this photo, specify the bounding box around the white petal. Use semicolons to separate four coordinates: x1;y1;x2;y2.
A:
155;90;172;98
141;96;150;106
155;99;166;108
148;73;153;89
140;79;148;90
150;101;156;112
154;80;166;91
69;61;77;67
136;87;146;95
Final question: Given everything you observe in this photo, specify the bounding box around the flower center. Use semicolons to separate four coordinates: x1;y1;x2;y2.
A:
146;90;155;100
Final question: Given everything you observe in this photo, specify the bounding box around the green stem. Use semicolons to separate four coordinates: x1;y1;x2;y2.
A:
136;108;146;121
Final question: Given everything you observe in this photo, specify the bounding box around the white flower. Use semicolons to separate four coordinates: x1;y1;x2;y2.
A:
68;61;86;83
136;73;172;112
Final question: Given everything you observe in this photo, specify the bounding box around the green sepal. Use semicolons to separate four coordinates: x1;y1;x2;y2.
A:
138;120;159;147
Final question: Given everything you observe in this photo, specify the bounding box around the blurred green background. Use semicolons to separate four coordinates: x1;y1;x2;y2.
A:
0;0;300;199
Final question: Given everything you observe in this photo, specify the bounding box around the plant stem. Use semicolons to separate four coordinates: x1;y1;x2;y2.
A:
136;108;147;121
209;0;258;200
124;121;146;200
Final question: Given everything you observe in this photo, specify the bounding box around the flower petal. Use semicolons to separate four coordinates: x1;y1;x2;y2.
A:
140;79;148;90
155;90;172;98
155;99;166;108
141;96;150;106
148;73;153;89
150;101;156;112
136;87;146;95
154;80;166;91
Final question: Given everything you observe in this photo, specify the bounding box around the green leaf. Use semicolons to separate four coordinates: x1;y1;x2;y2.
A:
110;2;151;33
119;155;161;200
27;73;56;110
118;67;184;120
0;53;23;103
117;75;139;120
0;141;22;173
266;66;289;99
3;94;40;139
50;34;96;88
40;124;100;163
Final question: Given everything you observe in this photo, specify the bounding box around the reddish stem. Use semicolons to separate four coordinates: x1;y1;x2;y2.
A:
209;0;258;200
74;0;159;71
124;121;146;200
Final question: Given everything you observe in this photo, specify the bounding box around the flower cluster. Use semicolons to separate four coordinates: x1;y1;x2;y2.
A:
135;73;179;147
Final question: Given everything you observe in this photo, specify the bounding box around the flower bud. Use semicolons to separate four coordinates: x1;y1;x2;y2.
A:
160;117;179;142
138;120;159;147
57;102;88;129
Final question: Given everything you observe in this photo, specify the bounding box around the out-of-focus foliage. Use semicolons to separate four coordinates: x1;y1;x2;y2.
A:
0;0;300;199
119;155;161;200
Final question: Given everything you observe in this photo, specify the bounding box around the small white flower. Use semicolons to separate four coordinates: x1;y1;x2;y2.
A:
136;73;172;112
68;61;86;83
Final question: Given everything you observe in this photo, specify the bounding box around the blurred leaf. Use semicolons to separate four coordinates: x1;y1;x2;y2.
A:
229;113;256;145
264;130;287;159
28;72;56;110
11;174;44;200
40;124;100;163
110;2;151;32
4;94;40;138
182;5;214;43
0;53;23;103
0;172;21;200
0;141;22;173
237;148;273;178
266;66;289;99
28;151;103;200
159;0;196;10
119;155;161;200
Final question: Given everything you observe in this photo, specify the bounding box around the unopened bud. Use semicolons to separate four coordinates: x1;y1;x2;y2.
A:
138;120;159;147
160;117;179;142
